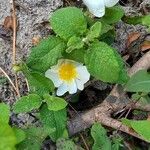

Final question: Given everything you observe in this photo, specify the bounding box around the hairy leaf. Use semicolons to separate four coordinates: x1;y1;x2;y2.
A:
13;94;42;113
66;36;84;53
13;128;26;144
84;42;128;83
56;138;83;150
125;70;150;92
91;123;111;150
17;127;54;150
0;103;10;124
0;124;17;150
27;36;66;72
40;104;67;142
86;21;102;41
44;94;68;111
101;6;124;24
23;67;54;96
50;7;87;40
63;48;85;63
122;119;150;142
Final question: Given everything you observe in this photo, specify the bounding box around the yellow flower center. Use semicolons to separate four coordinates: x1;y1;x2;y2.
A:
58;63;77;82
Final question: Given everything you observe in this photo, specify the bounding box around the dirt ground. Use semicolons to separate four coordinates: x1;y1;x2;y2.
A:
0;0;150;149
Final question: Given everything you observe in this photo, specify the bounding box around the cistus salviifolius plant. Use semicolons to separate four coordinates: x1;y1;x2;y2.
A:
1;0;150;149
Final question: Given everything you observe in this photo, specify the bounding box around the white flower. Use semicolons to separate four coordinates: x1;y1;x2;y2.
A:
83;0;119;17
45;59;90;96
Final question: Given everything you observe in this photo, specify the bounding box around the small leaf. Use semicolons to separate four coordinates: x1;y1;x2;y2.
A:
27;36;66;72
56;138;84;150
22;65;54;96
125;70;150;92
84;42;128;83
112;137;123;150
0;124;17;150
63;48;85;63
101;6;124;24
50;7;87;40
44;94;68;111
66;36;84;53
123;14;150;28
0;103;10;123
13;94;42;113
131;120;150;142
12;128;26;144
91;123;111;150
122;119;150;142
86;21;102;41
40;104;67;142
17;127;54;150
100;22;113;35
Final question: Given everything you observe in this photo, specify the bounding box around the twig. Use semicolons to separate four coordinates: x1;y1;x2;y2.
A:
12;0;17;64
68;51;150;142
0;67;19;96
79;133;90;150
12;0;20;97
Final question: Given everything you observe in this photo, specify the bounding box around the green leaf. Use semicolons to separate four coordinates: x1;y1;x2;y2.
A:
50;7;87;40
125;70;150;92
142;15;150;27
84;42;128;83
131;120;150;142
122;119;150;142
13;94;42;113
0;124;17;150
100;22;113;36
66;36;84;53
112;137;123;150
0;103;10;124
22;65;54;96
44;94;68;111
86;21;102;41
27;36;66;72
91;123;111;150
40;104;67;142
12;128;26;144
123;15;150;28
17;127;54;150
121;118;132;128
56;138;84;150
63;48;85;63
101;6;124;24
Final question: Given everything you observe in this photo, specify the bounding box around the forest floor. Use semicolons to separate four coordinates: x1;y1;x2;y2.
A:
0;0;150;149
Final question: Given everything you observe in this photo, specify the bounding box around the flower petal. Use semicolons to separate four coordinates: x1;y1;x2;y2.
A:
68;80;77;94
56;82;68;96
75;79;84;91
45;69;62;87
104;0;119;7
83;0;105;17
76;66;90;83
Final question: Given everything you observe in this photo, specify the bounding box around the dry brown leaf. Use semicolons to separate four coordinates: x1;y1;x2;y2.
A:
32;36;41;46
4;16;13;30
141;40;150;52
126;32;141;48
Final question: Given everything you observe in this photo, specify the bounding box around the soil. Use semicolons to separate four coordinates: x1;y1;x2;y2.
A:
0;0;150;149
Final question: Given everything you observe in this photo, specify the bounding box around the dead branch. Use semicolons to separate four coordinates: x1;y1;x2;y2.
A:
68;51;150;142
12;0;20;97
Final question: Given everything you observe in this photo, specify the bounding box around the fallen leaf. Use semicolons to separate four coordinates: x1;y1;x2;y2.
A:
32;36;41;46
141;40;150;51
126;32;141;48
4;16;13;30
